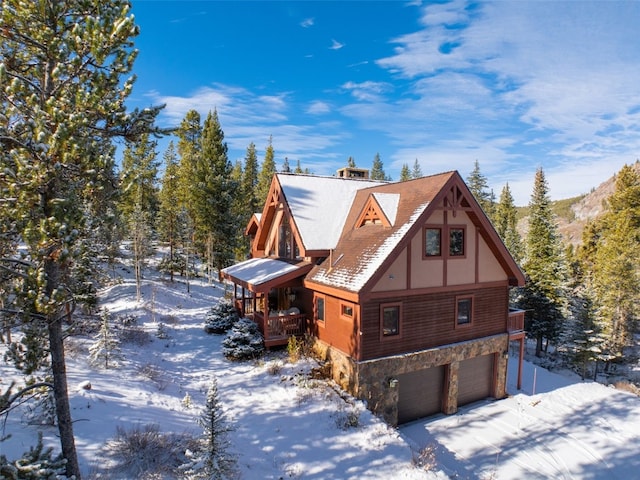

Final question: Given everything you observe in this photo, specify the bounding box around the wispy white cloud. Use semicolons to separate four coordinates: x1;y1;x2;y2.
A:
147;85;346;169
362;0;640;202
330;39;345;50
342;81;392;102
300;17;314;28
307;100;331;115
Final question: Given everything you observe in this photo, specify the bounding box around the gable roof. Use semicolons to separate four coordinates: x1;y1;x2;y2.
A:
306;171;525;294
276;173;385;251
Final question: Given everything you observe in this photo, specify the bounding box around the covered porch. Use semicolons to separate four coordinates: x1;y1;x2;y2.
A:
221;257;313;348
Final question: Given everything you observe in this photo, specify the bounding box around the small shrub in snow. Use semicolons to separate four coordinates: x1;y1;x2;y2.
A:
287;335;301;363
182;392;193;409
411;443;437;472
221;318;264;360
0;432;66;479
266;360;283;375
155;322;169;340
204;300;239;334
102;424;197;478
333;403;362;430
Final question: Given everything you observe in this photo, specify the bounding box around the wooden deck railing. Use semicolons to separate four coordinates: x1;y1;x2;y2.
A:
508;309;525;333
251;311;307;348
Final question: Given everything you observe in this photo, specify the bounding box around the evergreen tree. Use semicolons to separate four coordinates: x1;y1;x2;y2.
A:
192;110;238;281
158;142;183;282
235;143;260;259
586;164;640;362
294;159;304;174
0;2;164;476
118;133;160;228
466;160;494;217
256;137;276;204
494;183;523;263
175;110;203;287
89;309;123;369
241;143;260;215
281;157;291;173
399;163;411;181
370;153;387;181
347;156;356;168
411;158;423;179
519;168;567;357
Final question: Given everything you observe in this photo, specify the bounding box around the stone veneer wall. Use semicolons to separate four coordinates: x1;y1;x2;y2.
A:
314;333;509;426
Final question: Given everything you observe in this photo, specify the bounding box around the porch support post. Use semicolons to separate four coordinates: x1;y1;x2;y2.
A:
517;337;524;390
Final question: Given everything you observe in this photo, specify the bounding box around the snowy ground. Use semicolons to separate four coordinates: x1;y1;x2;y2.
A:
1;254;639;479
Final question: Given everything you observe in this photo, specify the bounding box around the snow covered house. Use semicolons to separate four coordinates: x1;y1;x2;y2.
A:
221;170;525;425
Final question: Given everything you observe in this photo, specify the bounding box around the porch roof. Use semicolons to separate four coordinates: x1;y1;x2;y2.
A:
221;257;313;293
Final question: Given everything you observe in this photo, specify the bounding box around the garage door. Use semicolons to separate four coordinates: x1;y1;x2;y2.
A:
397;366;445;424
458;354;494;407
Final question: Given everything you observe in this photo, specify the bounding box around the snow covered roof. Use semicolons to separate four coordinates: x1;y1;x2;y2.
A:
221;257;312;293
372;192;400;226
277;173;385;251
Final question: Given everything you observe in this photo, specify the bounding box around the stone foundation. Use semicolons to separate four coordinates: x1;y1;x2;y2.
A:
314;334;509;426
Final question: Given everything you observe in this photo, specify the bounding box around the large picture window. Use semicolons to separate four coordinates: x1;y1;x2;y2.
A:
380;303;401;338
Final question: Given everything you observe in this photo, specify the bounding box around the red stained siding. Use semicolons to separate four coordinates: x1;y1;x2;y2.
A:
359;286;508;361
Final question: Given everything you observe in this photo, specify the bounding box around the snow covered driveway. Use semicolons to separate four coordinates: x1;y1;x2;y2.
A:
401;359;640;479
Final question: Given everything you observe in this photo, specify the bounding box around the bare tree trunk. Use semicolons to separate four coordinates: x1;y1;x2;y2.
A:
48;311;81;479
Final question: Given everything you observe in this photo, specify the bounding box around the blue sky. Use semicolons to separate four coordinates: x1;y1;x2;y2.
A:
128;0;640;205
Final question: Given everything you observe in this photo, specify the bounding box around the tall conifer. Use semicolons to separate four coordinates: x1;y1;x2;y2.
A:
0;2;164;476
257;137;276;204
494;183;523;263
518;168;567;356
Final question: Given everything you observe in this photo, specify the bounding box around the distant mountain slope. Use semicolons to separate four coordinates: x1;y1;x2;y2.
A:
518;161;640;246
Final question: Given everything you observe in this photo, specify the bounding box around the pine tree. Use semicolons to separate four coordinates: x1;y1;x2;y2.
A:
120;135;158;300
294;159;303;174
281;157;291;173
241;143;259;215
235;143;260;259
494;183;523;263
399;163;411;181
0;2;165;476
347;156;356;168
466;160;493;217
370;153;387;181
411;158;423;179
175;110;203;289
519;168;567;357
200;378;232;477
158;142;183;282
191;110;238;281
89;309;123;369
256;137;276;204
118;133;160;228
585;164;640;362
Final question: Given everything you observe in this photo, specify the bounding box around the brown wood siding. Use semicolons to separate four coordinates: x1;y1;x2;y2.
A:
314;294;359;357
360;286;508;361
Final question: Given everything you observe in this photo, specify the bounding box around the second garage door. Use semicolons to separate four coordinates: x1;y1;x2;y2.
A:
397;366;445;424
457;353;494;407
